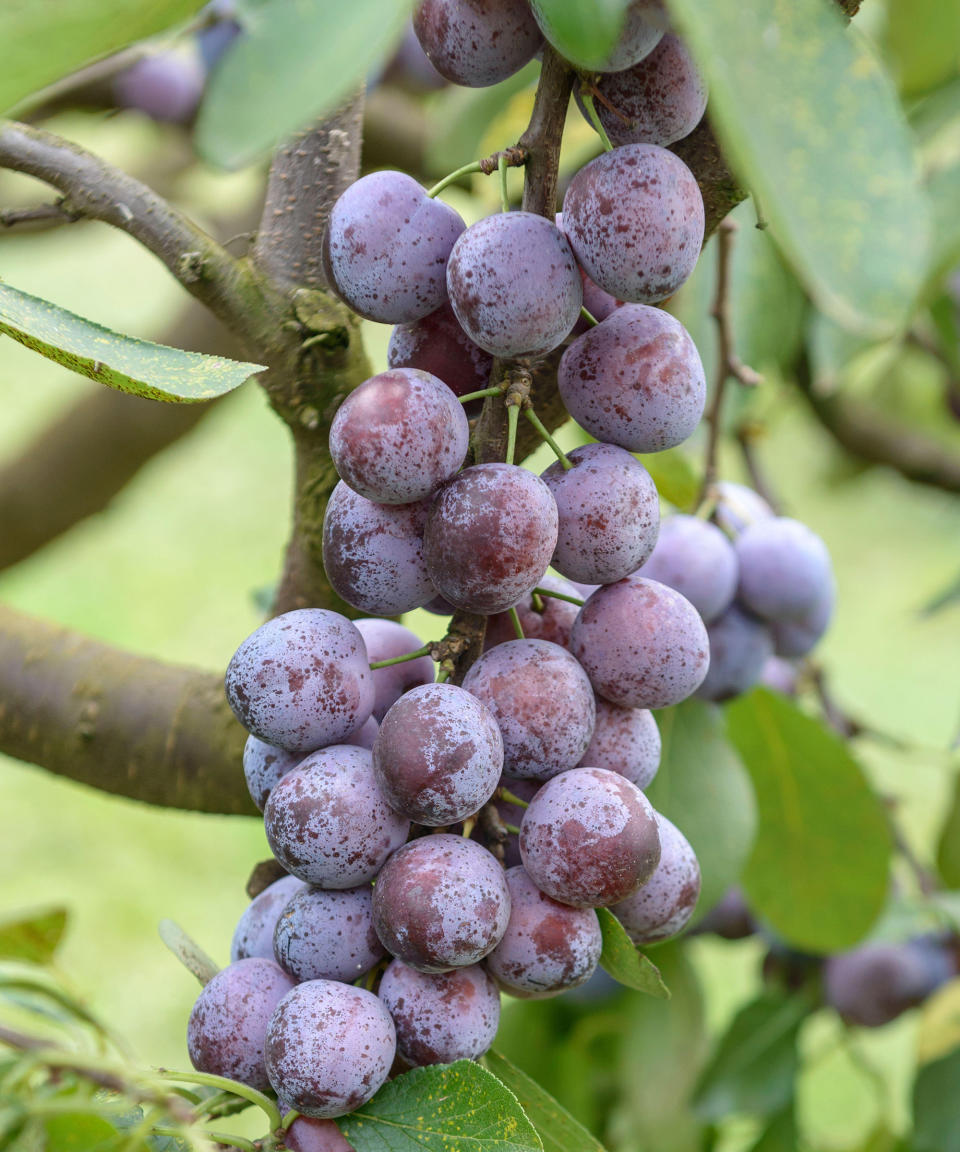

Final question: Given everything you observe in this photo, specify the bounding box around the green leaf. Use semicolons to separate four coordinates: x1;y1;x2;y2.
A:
43;1113;119;1150
638;447;701;510
0;909;67;965
665;0;930;335
914;1047;960;1152
924;161;960;289
596;908;669;998
527;0;636;71
338;1060;543;1152
1;0;203;114
647;700;757;920
937;767;960;887
747;1104;798;1152
883;0;960;99
196;0;410;169
0;281;264;402
694;994;808;1121
727;690;892;953
484;1051;606;1152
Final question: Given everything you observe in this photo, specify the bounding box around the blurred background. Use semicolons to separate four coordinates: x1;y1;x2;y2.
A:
1;1;959;1149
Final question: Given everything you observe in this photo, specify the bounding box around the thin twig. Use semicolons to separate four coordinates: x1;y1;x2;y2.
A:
736;424;782;514
0;200;79;229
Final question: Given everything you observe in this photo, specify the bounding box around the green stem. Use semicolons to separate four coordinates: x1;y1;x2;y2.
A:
532;585;584;606
156;1070;281;1131
524;408;573;469
580;305;599;327
427;161;483;198
458;385;504;405
502;822;521;836
281;1109;300;1130
370;643;433;670
153;1125;258;1151
508;607;525;640
579;89;615;152
506;403;520;467
499;788;530;809
436;668;451;684
498;152;510;212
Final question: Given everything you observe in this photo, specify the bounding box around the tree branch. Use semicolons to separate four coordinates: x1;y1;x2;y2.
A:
0;120;279;342
0;603;253;815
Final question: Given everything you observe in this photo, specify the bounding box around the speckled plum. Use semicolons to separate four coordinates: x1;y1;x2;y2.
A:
322;482;434;616
520;766;661;907
263;746;410;888
225;610;375;753
378;960;500;1065
373;683;502;826
424;463;558;615
558;305;706;453
486;866;602;997
696;604;773;702
243;736;302;812
231;875;307;962
372;834;510;972
324;170;464;323
446;213;582;357
638;514;738;623
388;302;494;415
562;145;704;304
273;885;385;983
187;959;295;1091
330;369;469;505
771;579;835;658
530;0;663;71
713;481;773;537
578;699;661;790
484;573;582;650
542;443;659;584
413;0;543;87
570;576;710;708
462;639;595;781
736;518;833;622
284;1117;355;1152
578;35;707;147
354;619;435;722
612;813;700;944
265;981;396;1118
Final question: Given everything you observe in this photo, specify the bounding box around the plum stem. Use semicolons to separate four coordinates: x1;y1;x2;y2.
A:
532;585;584;606
502;822;522;835
156;1070;282;1131
524;407;572;469
427;160;483;197
508;607;525;640
499;788;530;809
579;88;615;152
369;643;433;669
505;402;520;466
579;305;599;327
498;151;510;212
458;385;504;404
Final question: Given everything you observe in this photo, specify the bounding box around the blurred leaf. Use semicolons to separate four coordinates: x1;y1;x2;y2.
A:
158;920;219;985
747;1104;797;1152
727;690;892;953
919;569;960;618
0;968;107;1034
527;1;635;71
484;1051;606;1152
196;0;409;168
924;161;960;288
807;310;883;391
913;1046;960;1152
44;1114;119;1150
1;0;202;114
666;0;930;335
0;909;67;965
694;993;807;1121
596;909;669;998
917;978;960;1066
0;282;264;402
883;0;960;99
338;1060;543;1152
639;448;701;510
648;700;757;921
426;63;538;174
937;767;960;886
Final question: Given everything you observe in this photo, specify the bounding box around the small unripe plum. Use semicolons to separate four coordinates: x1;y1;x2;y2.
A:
225;610;374;753
355;619;435;722
378;959;500;1065
264;746;409;888
578;699;661;790
486;866;602;997
274;885;385;983
231;874;307;962
520;767;661;907
265;981;396;1118
243;736;302;812
612;813;700;944
373;834;510;971
187;958;295;1091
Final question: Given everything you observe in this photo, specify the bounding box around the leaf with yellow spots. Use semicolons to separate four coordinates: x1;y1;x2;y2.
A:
0;280;265;402
337;1060;543;1152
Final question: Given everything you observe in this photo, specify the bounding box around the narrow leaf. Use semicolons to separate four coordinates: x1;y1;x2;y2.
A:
727;690;892;953
0;281;264;402
197;0;409;169
0;909;67;965
665;0;930;334
338;1060;543;1152
913;1047;960;1152
1;0;202;114
596;908;669;998
484;1051;606;1152
158;920;219;986
528;0;637;71
647;700;757;919
937;766;960;886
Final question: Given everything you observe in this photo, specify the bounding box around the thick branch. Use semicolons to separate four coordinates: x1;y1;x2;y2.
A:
0;604;253;815
0;120;277;342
